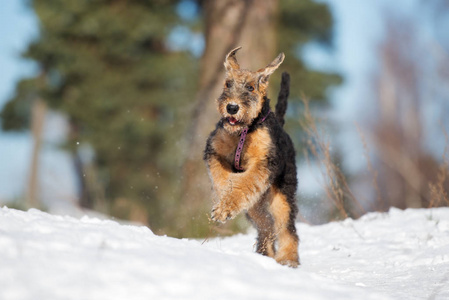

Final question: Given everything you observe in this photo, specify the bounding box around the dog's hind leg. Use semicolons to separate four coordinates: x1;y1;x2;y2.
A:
247;192;276;258
270;187;299;267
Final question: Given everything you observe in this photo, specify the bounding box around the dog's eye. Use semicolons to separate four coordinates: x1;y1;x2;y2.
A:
246;85;254;92
225;80;233;88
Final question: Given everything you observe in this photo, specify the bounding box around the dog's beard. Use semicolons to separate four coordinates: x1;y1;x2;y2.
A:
222;115;247;134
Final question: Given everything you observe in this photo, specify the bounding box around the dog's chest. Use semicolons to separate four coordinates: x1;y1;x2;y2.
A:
212;130;240;163
212;128;272;169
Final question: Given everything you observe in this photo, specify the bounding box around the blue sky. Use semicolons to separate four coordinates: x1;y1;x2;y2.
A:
0;1;38;107
0;1;38;201
0;1;77;206
0;1;422;204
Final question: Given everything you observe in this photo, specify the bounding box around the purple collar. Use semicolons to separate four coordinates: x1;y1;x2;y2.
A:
234;109;271;171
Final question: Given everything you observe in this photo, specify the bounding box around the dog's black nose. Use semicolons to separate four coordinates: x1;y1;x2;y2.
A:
226;104;239;115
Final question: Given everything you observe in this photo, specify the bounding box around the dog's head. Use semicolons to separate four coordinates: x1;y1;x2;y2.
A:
217;47;284;134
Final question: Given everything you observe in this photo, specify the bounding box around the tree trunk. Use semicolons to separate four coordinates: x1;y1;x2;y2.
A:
70;120;106;212
73;150;93;209
27;98;47;208
180;0;279;236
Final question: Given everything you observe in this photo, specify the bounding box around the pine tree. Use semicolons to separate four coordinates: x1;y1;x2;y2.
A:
1;0;198;232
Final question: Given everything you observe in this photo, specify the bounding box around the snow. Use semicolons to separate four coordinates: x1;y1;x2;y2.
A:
1;206;448;300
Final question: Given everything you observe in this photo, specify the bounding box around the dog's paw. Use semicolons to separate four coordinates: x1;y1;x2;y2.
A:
276;259;300;268
211;202;238;223
275;252;300;268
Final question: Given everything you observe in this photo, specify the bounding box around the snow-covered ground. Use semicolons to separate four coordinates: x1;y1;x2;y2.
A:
1;206;448;300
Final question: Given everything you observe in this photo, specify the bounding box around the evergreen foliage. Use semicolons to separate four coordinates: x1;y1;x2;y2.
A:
1;0;198;233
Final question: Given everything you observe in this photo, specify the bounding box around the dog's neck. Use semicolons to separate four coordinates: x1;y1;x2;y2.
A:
251;97;271;127
234;99;271;171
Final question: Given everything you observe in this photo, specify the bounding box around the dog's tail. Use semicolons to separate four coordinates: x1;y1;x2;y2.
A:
275;72;290;127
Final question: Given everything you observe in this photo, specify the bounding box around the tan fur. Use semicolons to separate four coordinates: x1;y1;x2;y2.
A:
211;129;240;162
270;188;299;267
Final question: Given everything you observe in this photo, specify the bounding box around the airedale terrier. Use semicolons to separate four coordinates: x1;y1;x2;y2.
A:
204;47;299;267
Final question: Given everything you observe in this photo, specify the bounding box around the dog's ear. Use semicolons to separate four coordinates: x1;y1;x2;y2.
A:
224;46;242;72
258;52;285;85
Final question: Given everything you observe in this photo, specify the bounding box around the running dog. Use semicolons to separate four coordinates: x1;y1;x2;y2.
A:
204;47;299;267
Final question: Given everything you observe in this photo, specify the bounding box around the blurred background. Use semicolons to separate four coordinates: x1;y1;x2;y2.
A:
1;0;448;237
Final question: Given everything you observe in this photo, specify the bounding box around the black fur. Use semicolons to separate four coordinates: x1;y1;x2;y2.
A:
275;72;290;127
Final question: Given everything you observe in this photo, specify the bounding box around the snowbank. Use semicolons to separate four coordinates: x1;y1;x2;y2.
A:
1;206;448;300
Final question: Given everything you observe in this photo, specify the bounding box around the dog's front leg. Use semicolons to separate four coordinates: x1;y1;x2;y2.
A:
206;155;233;202
211;160;270;223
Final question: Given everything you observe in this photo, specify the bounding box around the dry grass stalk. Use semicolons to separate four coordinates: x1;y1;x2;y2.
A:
300;96;365;220
428;164;449;207
355;124;385;210
428;125;449;207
